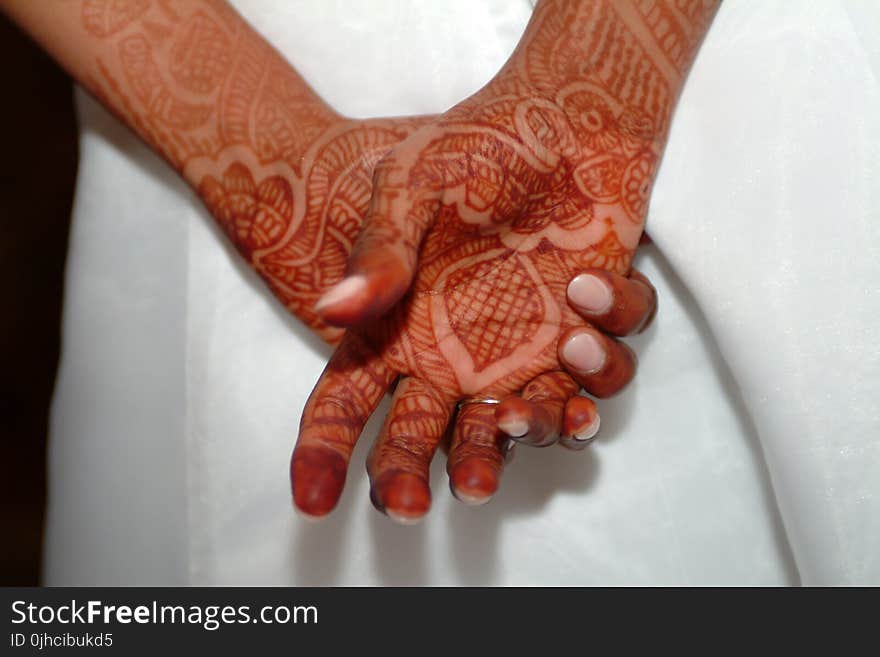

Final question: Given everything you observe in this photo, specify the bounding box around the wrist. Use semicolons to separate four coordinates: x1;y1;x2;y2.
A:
503;0;718;148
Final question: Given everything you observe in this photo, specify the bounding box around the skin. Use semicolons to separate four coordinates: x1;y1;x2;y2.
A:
0;0;663;521
297;0;720;521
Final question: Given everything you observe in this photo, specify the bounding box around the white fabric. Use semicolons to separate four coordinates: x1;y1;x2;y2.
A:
650;1;880;584
44;0;878;585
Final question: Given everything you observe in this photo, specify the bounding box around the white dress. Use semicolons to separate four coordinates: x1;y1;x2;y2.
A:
44;0;879;585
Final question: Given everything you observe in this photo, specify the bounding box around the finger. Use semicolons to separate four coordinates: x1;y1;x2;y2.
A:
560;395;601;451
367;377;455;524
566;267;658;336
315;155;440;326
291;334;396;518
558;326;637;398
495;371;579;447
447;402;506;506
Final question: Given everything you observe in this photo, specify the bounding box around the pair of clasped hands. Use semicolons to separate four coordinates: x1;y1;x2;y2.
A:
0;0;715;525
289;88;661;522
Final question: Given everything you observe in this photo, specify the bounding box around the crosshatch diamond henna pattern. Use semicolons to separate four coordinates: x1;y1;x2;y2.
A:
444;254;546;374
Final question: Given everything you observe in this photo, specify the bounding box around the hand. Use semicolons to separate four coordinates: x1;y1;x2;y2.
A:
293;0;718;522
294;44;666;522
196;110;656;518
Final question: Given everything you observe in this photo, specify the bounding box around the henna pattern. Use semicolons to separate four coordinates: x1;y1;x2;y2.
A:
633;0;719;75
82;0;150;37
119;33;214;130
168;10;231;94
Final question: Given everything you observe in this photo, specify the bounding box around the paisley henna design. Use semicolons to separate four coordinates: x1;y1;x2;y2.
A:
298;0;718;520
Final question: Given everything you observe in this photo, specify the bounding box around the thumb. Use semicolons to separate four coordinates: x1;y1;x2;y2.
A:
315;154;440;326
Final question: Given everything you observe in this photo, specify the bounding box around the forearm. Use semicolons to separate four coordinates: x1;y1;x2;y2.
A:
0;0;340;186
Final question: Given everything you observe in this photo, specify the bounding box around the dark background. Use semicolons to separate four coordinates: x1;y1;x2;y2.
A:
0;14;78;585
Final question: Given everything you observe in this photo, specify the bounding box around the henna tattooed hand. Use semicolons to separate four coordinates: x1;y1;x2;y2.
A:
294;0;718;521
292;105;652;519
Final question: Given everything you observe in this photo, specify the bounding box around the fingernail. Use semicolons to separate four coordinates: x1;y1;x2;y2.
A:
497;417;529;438
561;331;606;374
449;460;498;506
568;274;613;314
290;446;347;518
573;414;601;443
314;275;367;313
374;472;430;525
